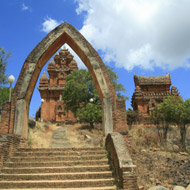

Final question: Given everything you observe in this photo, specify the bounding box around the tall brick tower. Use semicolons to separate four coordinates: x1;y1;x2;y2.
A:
37;47;78;122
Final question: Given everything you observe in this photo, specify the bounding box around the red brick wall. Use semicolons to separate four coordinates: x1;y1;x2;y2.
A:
0;134;27;168
0;102;11;134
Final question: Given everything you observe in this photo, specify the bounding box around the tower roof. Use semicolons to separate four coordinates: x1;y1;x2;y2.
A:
48;59;55;68
134;73;171;86
40;72;48;80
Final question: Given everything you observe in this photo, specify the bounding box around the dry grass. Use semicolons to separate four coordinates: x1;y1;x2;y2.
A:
28;121;61;148
129;124;190;152
28;121;103;148
66;123;103;148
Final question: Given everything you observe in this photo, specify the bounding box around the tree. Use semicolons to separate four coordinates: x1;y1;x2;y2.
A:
62;66;127;128
172;98;190;150
152;96;190;150
0;47;11;87
151;104;169;144
0;47;11;109
76;103;102;129
0;87;9;108
106;66;128;100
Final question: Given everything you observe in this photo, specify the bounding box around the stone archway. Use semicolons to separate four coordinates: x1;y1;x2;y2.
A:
8;22;127;138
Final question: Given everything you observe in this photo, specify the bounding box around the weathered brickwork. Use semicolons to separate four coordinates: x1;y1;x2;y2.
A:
0;102;11;134
106;132;139;190
0;134;27;169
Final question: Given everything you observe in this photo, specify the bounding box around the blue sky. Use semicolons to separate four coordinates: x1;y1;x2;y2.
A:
0;0;190;117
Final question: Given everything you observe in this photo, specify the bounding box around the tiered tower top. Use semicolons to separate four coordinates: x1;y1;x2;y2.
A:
38;48;78;90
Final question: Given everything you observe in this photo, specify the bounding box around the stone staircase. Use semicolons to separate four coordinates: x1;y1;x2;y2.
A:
0;147;117;189
51;126;72;148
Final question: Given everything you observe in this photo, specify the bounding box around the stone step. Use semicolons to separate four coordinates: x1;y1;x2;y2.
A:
0;187;117;190
14;150;106;157
52;135;68;139
51;139;70;142
52;137;68;140
51;139;69;143
0;171;112;181
50;144;74;148
2;165;111;174
9;155;107;162
5;160;108;168
17;147;104;152
0;179;115;189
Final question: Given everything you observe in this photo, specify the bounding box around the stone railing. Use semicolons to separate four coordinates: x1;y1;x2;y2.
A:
106;132;139;190
0;134;27;169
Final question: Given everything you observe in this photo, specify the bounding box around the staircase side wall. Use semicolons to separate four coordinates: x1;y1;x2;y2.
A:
106;132;139;190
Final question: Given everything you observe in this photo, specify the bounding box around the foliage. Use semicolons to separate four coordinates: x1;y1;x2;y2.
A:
62;66;127;127
106;66;128;100
151;105;169;143
62;69;100;127
76;103;102;128
126;108;142;126
152;96;190;150
0;87;10;108
0;47;11;87
62;69;99;114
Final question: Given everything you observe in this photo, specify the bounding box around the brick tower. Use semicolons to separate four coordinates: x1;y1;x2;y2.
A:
37;47;78;122
131;73;179;119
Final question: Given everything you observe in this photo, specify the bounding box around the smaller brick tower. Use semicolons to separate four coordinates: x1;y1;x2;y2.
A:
37;47;78;122
131;73;179;119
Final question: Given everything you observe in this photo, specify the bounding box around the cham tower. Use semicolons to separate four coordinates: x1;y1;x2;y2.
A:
131;73;179;119
36;47;78;123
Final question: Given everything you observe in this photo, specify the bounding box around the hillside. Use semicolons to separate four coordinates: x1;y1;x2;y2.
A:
28;121;190;189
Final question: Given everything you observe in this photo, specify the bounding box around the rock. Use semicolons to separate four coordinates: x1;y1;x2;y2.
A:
85;135;91;139
179;152;188;156
186;184;190;190
173;186;185;190
148;186;169;190
28;119;36;129
119;130;128;135
43;124;49;129
173;145;180;152
150;178;155;183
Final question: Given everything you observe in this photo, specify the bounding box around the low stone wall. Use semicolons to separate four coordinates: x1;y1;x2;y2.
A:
106;132;139;190
0;134;27;169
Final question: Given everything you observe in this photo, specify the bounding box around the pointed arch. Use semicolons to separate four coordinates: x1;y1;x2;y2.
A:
9;22;127;138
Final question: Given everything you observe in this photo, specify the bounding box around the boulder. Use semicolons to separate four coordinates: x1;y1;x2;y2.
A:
148;186;169;190
28;119;36;129
173;186;185;190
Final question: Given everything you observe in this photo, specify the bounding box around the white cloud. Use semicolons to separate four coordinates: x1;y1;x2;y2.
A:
22;3;29;11
75;0;190;70
41;17;61;33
